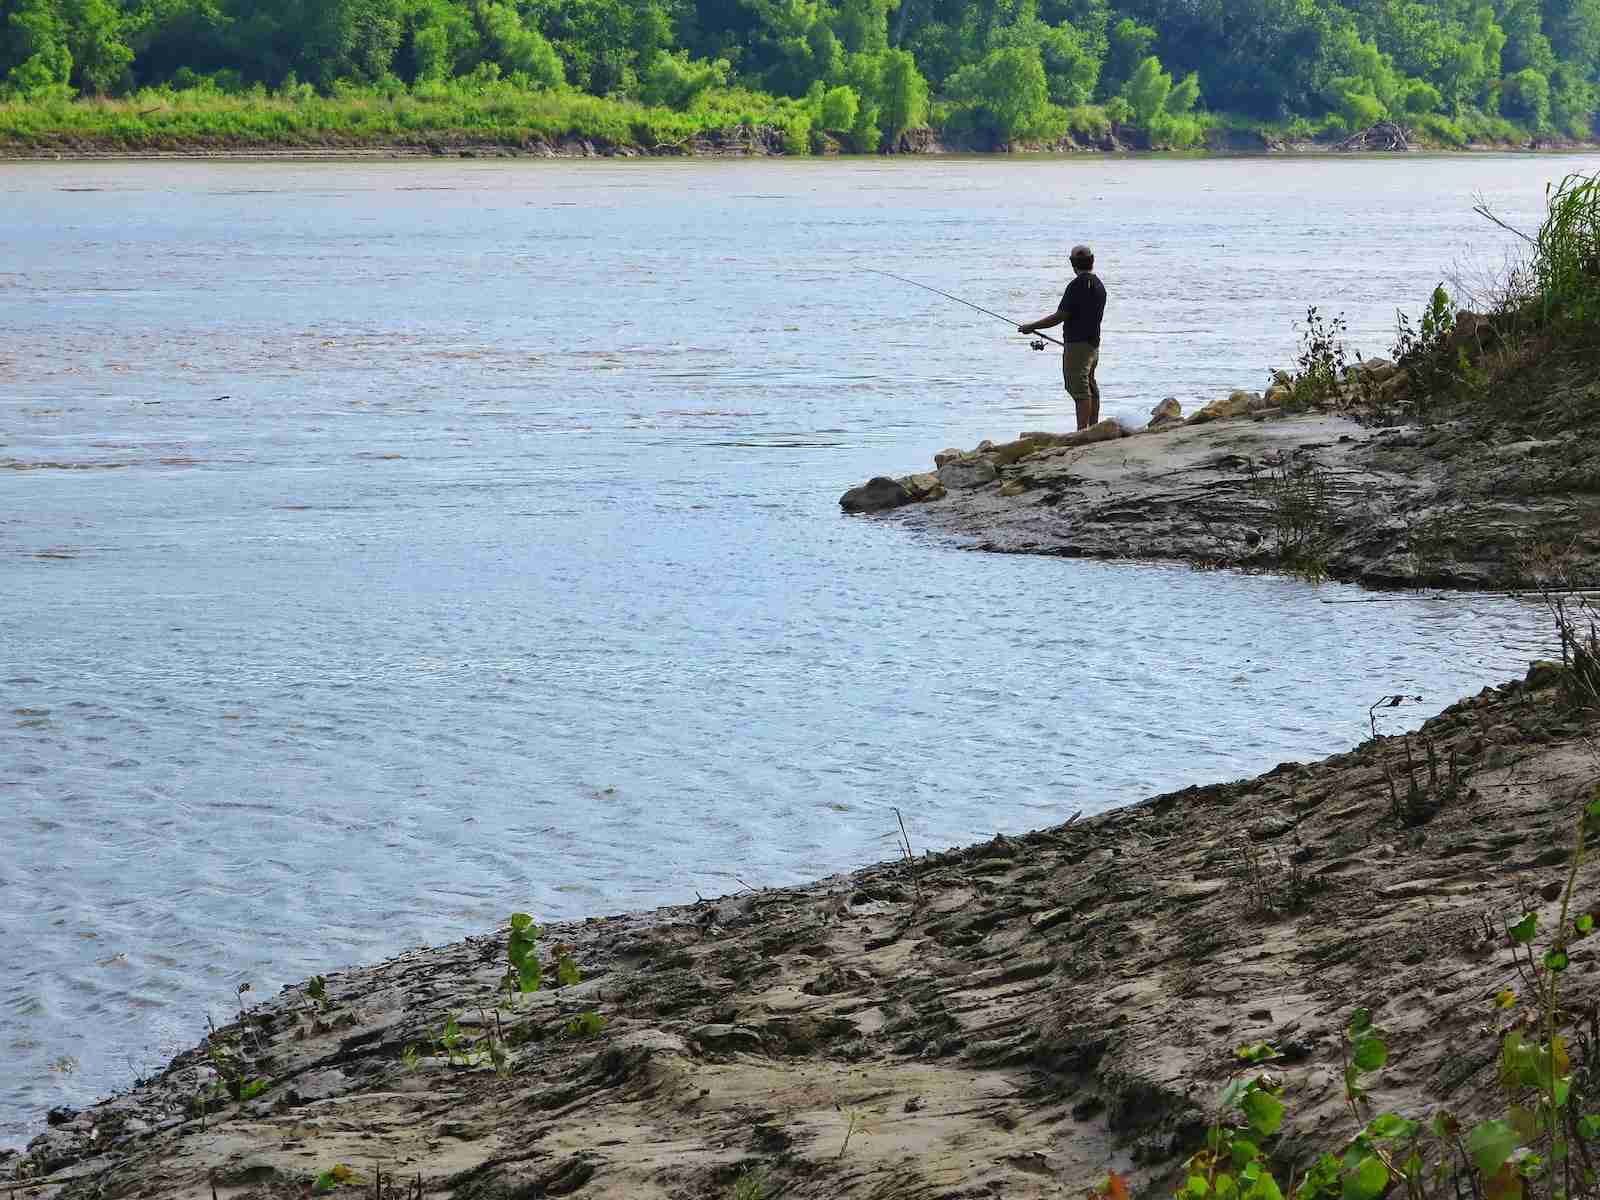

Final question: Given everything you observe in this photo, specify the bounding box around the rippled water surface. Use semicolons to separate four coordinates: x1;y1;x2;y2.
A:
2;153;1591;1145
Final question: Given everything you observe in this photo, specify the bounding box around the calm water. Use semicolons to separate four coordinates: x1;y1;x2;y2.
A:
1;153;1588;1146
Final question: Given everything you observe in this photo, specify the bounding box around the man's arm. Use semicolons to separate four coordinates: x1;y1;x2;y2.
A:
1018;308;1066;334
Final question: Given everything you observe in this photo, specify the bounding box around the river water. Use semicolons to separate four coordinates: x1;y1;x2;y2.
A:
1;152;1591;1146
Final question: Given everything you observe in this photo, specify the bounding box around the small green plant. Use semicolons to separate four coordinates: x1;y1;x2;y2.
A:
306;974;330;1012
481;1008;513;1078
1391;283;1458;399
564;1011;607;1039
1245;458;1335;576
504;913;542;1003
311;1163;355;1193
732;1166;768;1200
837;1105;865;1159
204;1040;268;1102
1379;733;1461;827
1285;306;1353;409
554;942;580;987
400;1043;421;1072
438;1013;465;1065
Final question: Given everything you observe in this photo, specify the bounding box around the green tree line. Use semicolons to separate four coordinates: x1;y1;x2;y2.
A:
3;0;1597;146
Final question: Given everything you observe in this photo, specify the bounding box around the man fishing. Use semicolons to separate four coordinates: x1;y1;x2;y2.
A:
1018;245;1107;431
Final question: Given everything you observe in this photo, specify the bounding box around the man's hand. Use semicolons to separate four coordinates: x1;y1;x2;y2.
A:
1017;323;1035;334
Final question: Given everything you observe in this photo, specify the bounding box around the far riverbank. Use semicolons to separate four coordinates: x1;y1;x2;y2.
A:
3;91;1593;159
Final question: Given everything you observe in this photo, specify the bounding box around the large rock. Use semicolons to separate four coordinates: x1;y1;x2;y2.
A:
898;472;947;503
839;476;911;512
1056;418;1128;447
1188;391;1260;426
1264;382;1293;408
1147;397;1183;430
1377;370;1412;402
1350;357;1397;385
937;456;999;490
987;436;1056;466
933;447;964;468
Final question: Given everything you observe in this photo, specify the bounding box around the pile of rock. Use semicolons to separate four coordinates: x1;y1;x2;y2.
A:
839;418;1132;512
837;358;1412;513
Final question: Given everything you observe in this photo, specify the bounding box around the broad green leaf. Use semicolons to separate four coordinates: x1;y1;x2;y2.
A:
1545;949;1570;972
1232;1138;1261;1169
1342;1155;1387;1200
556;954;580;987
1221;1078;1254;1108
1248;1173;1285;1200
1577;1114;1600;1138
1510;913;1538;945
1366;1113;1418;1140
509;912;534;931
1348;1009;1372;1035
1216;1175;1240;1200
1352;1036;1387;1072
1186;1175;1212;1197
1578;915;1594;935
1243;1089;1285;1137
1468;1120;1522;1175
1237;1042;1276;1063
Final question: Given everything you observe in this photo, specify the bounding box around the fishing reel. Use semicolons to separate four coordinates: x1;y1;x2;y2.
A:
1029;338;1047;351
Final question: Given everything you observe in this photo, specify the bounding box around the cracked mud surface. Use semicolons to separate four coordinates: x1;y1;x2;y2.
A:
9;672;1599;1199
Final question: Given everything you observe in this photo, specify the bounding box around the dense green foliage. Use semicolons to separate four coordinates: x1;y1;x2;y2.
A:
1;0;1597;146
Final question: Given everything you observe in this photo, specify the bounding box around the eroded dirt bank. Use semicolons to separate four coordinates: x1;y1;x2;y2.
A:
6;667;1598;1199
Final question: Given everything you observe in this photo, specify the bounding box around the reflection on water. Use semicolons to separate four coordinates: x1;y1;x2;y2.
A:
0;153;1586;1147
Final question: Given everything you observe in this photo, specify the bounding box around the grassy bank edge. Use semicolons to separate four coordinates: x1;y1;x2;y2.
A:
0;89;1584;158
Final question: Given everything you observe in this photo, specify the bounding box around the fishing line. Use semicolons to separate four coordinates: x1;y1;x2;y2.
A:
865;269;1064;349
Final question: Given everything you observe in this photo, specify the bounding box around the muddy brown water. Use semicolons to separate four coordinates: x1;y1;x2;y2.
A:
0;153;1590;1148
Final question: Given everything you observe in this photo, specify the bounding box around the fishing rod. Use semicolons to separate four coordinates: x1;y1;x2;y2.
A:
865;269;1064;349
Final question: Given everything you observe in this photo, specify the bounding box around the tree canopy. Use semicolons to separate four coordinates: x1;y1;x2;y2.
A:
3;0;1596;143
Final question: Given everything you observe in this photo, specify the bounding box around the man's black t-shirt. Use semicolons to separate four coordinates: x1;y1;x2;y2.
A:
1060;272;1107;347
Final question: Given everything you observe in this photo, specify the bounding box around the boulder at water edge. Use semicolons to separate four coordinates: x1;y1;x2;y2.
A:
933;447;964;468
899;472;947;502
1147;397;1183;431
1188;390;1262;425
1061;417;1128;446
937;456;1000;490
839;476;911;512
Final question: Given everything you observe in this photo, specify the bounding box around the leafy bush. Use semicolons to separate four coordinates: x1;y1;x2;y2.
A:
1504;67;1553;130
1391;283;1458;397
817;83;858;132
639;50;729;110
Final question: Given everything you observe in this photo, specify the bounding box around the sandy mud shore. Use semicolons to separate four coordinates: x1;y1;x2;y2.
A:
844;364;1600;589
6;662;1599;1198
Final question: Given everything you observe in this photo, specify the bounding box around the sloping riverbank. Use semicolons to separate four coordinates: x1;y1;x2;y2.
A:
5;665;1597;1198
